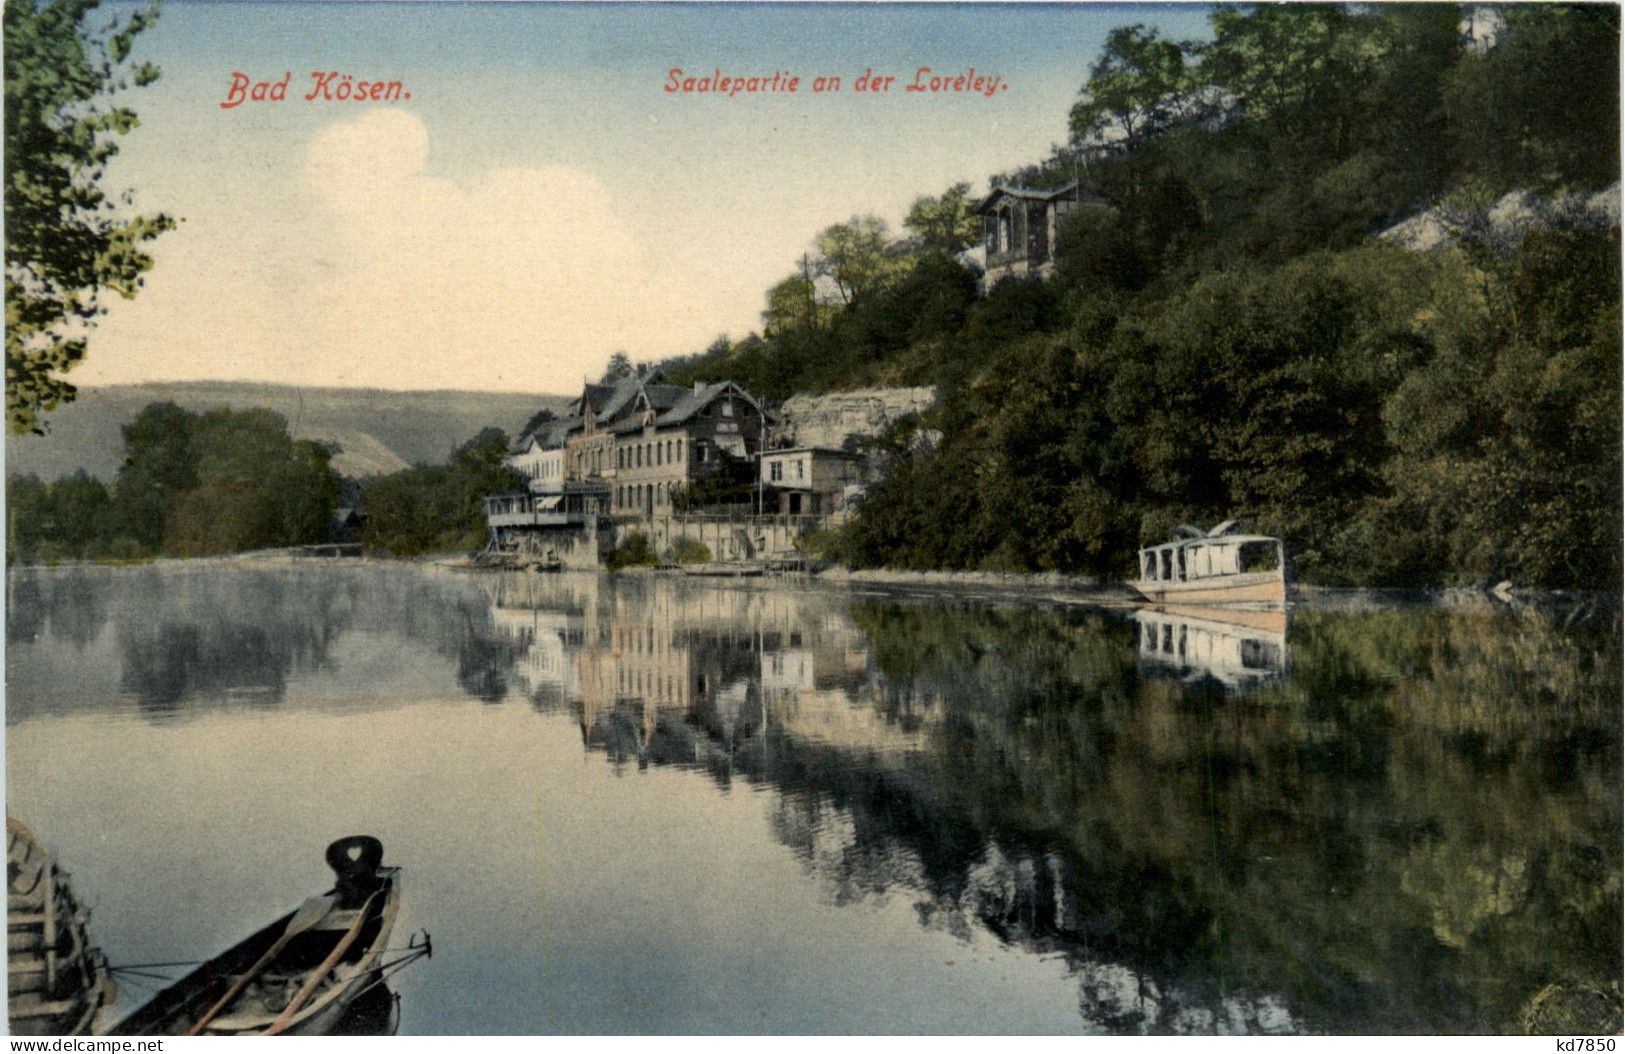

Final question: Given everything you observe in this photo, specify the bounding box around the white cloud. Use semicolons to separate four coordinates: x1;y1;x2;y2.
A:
89;109;703;393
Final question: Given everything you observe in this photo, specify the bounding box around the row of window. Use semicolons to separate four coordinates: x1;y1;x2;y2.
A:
615;480;678;512
519;457;562;481
619;437;688;470
616;665;687;704
766;459;807;482
558;436;714;478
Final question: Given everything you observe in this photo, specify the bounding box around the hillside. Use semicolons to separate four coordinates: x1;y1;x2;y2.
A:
649;5;1620;590
6;381;572;482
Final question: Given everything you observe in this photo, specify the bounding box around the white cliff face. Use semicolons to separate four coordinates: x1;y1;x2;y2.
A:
1379;184;1620;253
772;386;937;451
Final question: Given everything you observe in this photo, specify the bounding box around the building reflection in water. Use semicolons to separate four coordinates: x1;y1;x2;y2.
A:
5;564;1618;1033
480;572;1621;1035
1132;604;1289;692
487;575;898;773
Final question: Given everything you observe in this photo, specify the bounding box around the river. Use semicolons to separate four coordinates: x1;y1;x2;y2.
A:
5;562;1620;1034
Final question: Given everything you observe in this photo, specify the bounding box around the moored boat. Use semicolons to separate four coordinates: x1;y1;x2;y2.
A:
1130;520;1286;606
680;562;765;578
7;819;117;1036
109;836;407;1037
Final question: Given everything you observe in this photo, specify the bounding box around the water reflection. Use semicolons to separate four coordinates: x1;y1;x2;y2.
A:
481;573;1621;1034
1133;605;1288;691
330;984;400;1036
6;564;1620;1034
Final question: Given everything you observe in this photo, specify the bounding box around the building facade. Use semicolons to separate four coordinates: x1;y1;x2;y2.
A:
612;380;764;518
494;373;768;532
759;446;863;516
978;181;1112;288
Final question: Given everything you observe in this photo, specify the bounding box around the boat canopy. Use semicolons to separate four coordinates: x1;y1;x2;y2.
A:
1136;529;1283;584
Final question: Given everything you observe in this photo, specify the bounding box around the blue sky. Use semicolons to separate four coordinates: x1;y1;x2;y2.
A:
87;2;1215;393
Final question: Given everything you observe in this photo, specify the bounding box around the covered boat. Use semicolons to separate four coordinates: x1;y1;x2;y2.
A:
1131;520;1286;606
110;836;407;1037
7;819;117;1036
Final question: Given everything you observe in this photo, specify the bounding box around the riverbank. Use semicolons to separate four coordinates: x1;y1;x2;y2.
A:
13;550;1618;625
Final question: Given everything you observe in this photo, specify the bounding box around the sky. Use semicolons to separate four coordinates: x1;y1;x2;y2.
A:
80;1;1215;395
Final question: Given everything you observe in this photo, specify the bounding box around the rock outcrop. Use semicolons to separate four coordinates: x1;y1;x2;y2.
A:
771;386;937;451
1380;184;1620;253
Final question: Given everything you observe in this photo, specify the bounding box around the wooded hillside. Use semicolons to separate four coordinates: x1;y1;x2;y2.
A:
654;5;1620;588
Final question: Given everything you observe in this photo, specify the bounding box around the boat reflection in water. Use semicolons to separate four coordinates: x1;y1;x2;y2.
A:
329;983;400;1036
1133;604;1288;691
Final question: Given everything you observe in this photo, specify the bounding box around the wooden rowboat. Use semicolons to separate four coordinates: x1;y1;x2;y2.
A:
7;819;117;1036
109;836;402;1037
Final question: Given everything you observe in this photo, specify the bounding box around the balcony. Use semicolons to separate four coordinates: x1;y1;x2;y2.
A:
485;490;605;529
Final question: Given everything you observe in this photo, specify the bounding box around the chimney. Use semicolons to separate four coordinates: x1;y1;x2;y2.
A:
694;380;704;394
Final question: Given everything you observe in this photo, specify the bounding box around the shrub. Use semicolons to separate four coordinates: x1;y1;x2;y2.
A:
671;536;711;564
606;532;656;571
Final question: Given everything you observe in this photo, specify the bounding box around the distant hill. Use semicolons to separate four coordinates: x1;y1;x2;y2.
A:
5;381;573;482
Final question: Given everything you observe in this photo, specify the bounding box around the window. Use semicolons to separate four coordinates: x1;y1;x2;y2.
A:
796;459;805;480
721;400;734;418
770;461;783;482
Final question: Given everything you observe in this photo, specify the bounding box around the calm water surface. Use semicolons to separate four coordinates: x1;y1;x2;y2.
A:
5;563;1620;1034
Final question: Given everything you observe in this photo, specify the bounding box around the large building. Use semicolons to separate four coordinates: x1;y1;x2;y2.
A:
494;372;767;528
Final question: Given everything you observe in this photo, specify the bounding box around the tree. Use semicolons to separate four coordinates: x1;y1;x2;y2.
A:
1442;4;1620;192
598;351;635;384
104;402;341;556
1199;5;1387;155
360;427;521;556
516;406;557;444
163;479;279;557
5;0;174;434
813;216;910;305
903;182;982;255
762;255;829;336
111;401;196;550
1069;24;1194;156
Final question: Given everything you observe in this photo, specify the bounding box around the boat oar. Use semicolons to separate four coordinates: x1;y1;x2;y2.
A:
264;888;382;1036
184;894;335;1037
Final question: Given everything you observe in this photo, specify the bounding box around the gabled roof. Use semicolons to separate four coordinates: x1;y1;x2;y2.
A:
569;382;616;419
581;371;681;428
510;416;577;453
591;377;644;424
978;181;1112;213
639;383;688;415
654;381;760;428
